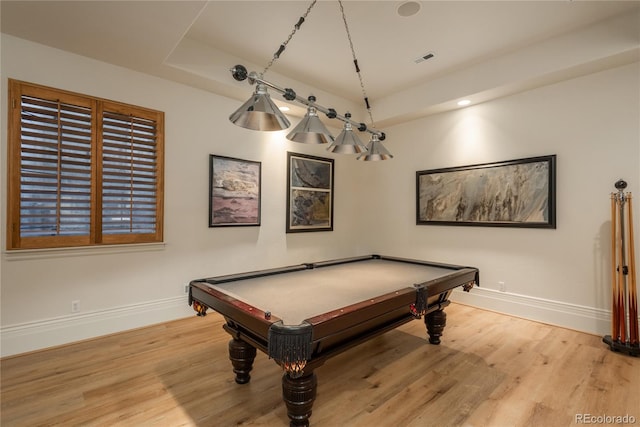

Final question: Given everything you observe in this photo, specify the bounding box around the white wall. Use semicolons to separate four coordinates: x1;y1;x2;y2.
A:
362;62;640;333
0;35;371;356
1;34;639;356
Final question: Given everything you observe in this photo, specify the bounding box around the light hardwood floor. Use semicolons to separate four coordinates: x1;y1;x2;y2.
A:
1;303;638;427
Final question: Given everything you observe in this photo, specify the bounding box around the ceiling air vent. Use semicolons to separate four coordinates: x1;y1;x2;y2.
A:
414;52;435;64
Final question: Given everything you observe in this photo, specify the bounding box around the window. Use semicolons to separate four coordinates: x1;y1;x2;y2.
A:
6;79;164;250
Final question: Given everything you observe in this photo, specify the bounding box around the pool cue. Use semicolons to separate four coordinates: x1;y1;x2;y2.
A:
627;194;638;345
611;193;620;340
615;189;626;343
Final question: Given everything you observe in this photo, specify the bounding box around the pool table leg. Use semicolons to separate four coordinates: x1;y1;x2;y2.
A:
425;309;447;345
282;371;317;427
228;338;256;384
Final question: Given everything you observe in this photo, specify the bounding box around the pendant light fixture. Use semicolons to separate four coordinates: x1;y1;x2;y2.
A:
229;83;290;131
286;96;335;144
327;113;367;154
228;0;392;161
357;133;393;161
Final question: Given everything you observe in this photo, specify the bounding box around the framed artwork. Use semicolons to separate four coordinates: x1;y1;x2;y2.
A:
416;155;556;228
286;152;334;233
209;155;261;227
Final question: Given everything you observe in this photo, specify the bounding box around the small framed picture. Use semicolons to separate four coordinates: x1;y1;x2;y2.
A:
209;155;261;227
286;152;334;233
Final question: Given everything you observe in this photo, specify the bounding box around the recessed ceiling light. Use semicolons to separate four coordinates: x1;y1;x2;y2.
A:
457;99;471;107
397;1;421;17
279;106;290;112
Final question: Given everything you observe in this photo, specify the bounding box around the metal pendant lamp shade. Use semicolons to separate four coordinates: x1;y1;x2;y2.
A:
229;83;290;131
287;106;334;144
327;119;367;154
357;133;393;161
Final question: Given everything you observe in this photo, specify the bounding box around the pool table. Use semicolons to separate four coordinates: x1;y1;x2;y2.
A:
188;254;478;427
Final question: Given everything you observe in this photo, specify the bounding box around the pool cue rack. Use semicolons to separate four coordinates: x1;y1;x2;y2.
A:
603;179;639;356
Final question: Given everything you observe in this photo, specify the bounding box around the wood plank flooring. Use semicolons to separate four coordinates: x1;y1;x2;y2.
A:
1;303;639;426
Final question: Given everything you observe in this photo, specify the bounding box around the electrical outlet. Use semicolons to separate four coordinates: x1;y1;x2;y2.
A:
71;300;80;313
498;281;506;292
184;285;189;294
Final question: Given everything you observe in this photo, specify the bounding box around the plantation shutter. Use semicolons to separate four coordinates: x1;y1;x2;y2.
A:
7;79;164;250
100;105;163;243
9;86;95;248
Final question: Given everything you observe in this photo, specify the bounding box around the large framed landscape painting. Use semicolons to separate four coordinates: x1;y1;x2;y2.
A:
416;155;556;228
287;152;334;233
209;155;261;227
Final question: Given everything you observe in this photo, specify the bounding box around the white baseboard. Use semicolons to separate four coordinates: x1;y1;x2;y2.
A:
451;286;614;336
1;288;631;358
1;296;194;358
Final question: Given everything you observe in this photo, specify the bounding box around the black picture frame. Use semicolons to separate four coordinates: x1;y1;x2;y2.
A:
416;155;556;228
286;152;334;233
209;155;261;227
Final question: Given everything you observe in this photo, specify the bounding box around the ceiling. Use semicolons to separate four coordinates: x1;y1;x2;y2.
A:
2;1;639;129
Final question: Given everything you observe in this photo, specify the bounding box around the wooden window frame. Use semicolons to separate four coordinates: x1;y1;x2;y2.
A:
6;79;164;250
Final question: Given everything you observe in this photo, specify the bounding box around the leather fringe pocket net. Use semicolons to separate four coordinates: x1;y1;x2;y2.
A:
268;321;313;377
